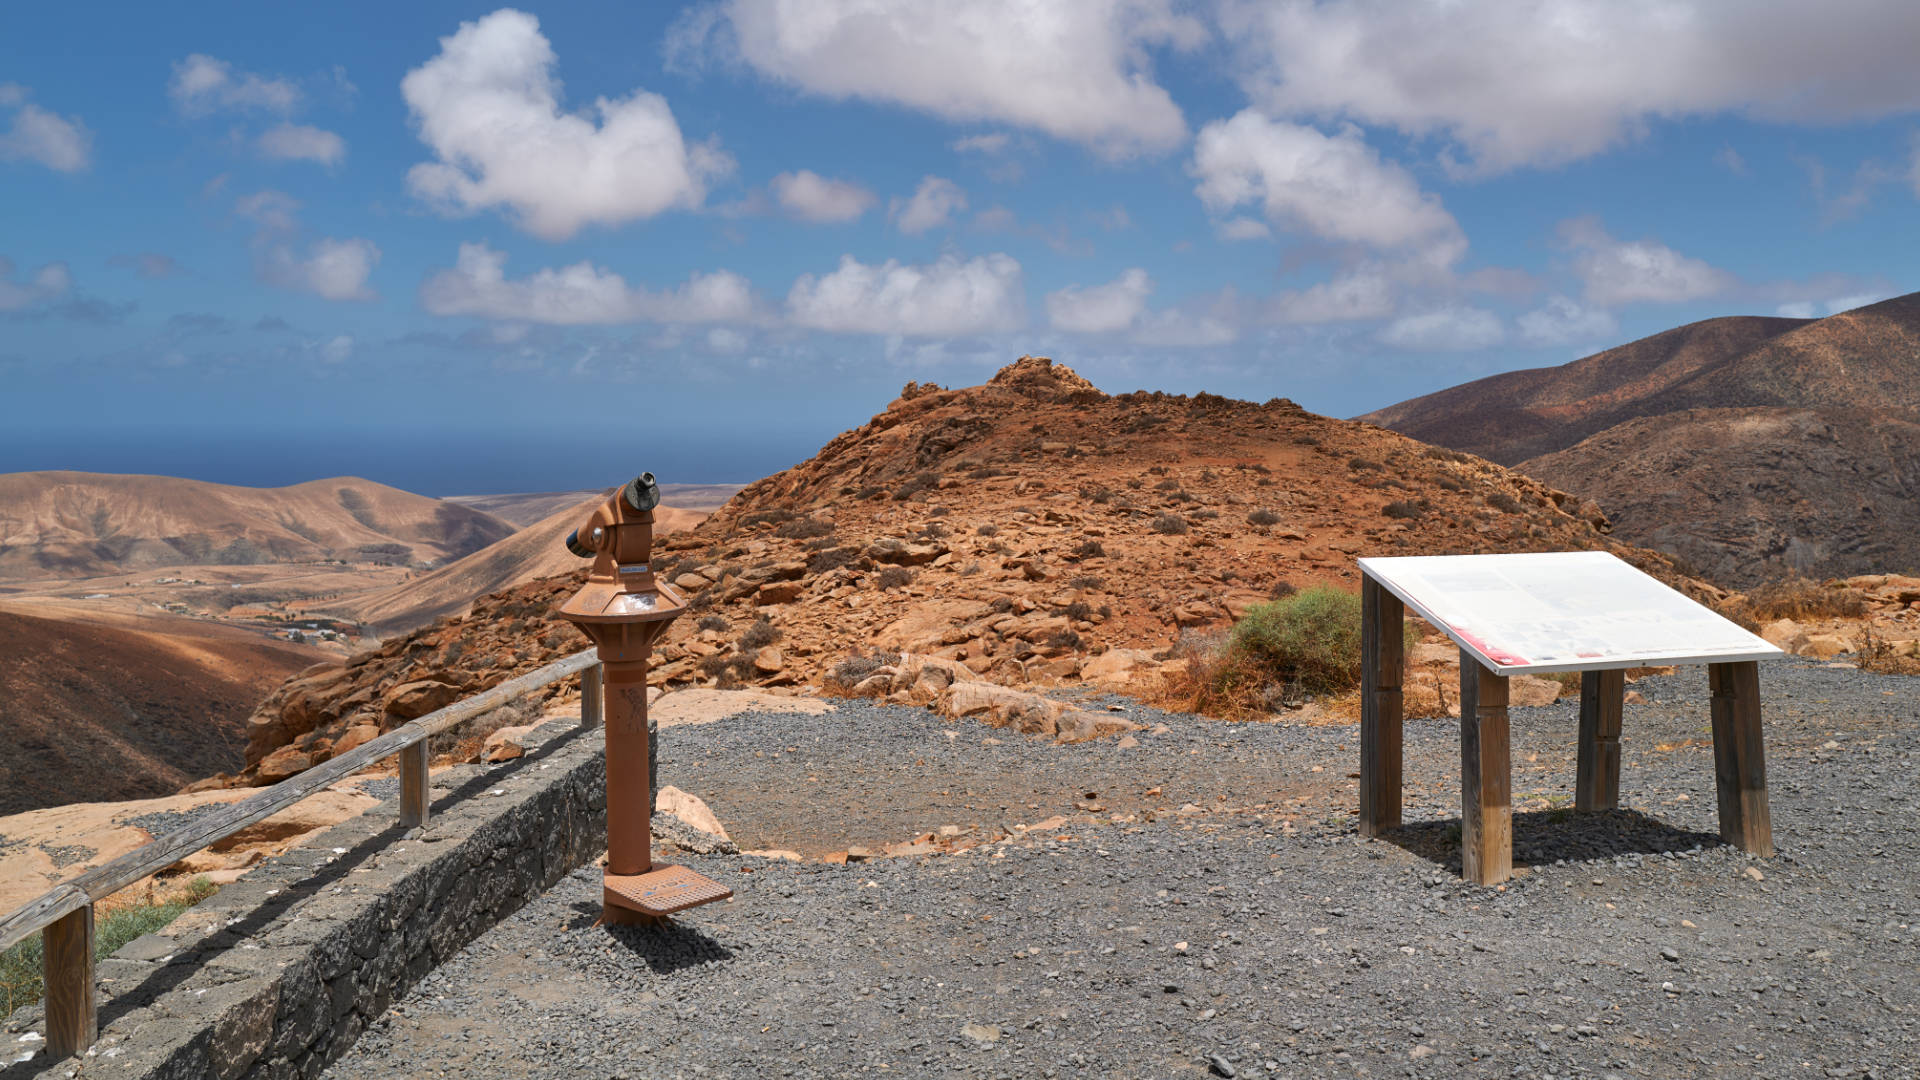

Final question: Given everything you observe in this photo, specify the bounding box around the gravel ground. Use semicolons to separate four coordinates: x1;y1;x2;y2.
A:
326;659;1919;1079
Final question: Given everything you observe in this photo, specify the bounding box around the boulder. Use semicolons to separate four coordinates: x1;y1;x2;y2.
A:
866;537;948;566
656;785;730;842
1053;708;1142;744
1759;618;1801;650
1509;675;1563;707
383;679;461;719
331;723;381;756
1800;633;1856;659
254;746;311;785
482;724;537;763
755;581;804;605
752;647;786;675
1081;648;1156;686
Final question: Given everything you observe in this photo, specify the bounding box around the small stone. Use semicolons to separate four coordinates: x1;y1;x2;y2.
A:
1744;866;1765;882
1207;1053;1237;1077
1661;947;1680;962
961;1022;1001;1046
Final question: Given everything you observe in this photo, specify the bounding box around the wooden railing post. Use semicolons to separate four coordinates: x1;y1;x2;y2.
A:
44;904;95;1058
399;742;429;828
581;663;603;729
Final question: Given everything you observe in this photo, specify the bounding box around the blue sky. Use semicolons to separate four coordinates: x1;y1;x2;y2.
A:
4;1;1919;495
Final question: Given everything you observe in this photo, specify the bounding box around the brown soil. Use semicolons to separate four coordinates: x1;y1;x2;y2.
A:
0;601;318;814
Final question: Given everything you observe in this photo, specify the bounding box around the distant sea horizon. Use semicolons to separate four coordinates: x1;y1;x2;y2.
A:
0;428;803;499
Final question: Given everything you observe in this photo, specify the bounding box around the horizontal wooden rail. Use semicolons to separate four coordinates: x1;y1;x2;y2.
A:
1;648;602;1060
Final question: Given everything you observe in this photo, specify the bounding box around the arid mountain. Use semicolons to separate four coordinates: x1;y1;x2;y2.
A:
1521;407;1920;584
1360;292;1920;584
0;471;516;580
229;357;1706;788
0;600;317;814
446;484;742;526
308;496;709;634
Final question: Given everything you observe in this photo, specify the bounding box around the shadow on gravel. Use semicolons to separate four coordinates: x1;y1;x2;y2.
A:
597;921;735;975
1384;808;1724;874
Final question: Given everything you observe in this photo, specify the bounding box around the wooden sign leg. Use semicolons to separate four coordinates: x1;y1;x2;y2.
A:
1458;651;1512;885
44;904;95;1058
399;741;430;829
1708;661;1773;857
1359;576;1405;837
1575;669;1624;811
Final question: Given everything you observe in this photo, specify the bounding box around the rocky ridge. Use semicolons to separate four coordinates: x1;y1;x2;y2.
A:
226;357;1706;787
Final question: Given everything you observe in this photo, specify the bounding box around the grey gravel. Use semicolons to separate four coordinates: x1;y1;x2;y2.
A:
325;659;1920;1079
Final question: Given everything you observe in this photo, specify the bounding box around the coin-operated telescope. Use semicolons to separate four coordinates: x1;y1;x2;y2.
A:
559;473;731;925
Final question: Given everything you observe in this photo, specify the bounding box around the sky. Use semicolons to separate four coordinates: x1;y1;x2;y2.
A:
4;1;1920;496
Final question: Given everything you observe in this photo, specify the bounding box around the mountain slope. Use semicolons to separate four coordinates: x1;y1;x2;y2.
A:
309;496;708;633
0;471;516;579
1520;407;1920;584
229;357;1708;787
0;601;318;814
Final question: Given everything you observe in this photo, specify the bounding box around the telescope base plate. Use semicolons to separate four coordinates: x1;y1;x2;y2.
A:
603;865;732;921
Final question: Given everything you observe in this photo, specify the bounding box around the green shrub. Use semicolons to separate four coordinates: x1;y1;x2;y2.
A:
2;877;218;1014
1224;586;1385;697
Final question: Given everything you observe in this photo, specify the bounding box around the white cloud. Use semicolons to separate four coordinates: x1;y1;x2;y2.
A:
320;335;355;363
768;169;874;223
1218;0;1920;174
668;0;1203;157
0;257;72;310
257;123;346;167
1774;301;1817;319
402;9;730;241
1560;216;1734;306
890;175;968;234
1826;292;1891;314
952;133;1011;155
1264;266;1397;324
168;54;300;115
1516;295;1618;347
1215;216;1269;242
236;190;379;301
1379;307;1506;351
0;86;91;172
262;238;379;302
420;242;756;325
786;252;1024;337
1047;268;1151;333
1192;111;1465;267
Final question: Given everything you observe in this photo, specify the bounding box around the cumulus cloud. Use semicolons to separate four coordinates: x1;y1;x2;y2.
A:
258;123;346;167
1215;217;1270;242
1516;295;1619;347
890;176;968;235
668;0;1203;157
402;8;731;240
0;257;72;311
769;169;875;223
1046;268;1151;334
168;54;300;115
1560;216;1734;306
1379;306;1506;351
420;242;755;325
952;133;1011;155
0;86;91;172
786;252;1024;337
1264;266;1397;324
236;190;379;301
1192;111;1465;267
1218;0;1920;174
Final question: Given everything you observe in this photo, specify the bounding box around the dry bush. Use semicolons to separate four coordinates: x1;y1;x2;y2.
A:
738;618;782;650
695;614;730;632
1718;577;1867;628
1382;499;1426;520
1072;539;1106;559
824;652;902;694
775;517;835;539
1485;491;1524;514
1858;626;1920;675
1151;513;1189;535
876;566;913;590
1246;508;1281;526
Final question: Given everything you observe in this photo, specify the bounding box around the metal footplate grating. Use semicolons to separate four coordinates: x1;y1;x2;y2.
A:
603;864;732;917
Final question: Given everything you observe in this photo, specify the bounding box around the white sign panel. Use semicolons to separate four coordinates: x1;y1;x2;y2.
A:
1359;551;1784;675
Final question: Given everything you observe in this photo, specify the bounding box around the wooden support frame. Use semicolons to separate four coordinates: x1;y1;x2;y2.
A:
1709;660;1773;857
1458;651;1512;886
43;904;94;1058
1359;575;1405;837
398;742;429;829
580;663;603;729
1575;668;1625;811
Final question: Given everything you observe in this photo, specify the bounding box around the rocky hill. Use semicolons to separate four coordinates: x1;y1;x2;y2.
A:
0;471;516;580
1360;292;1920;583
0;601;317;814
225;356;1706;788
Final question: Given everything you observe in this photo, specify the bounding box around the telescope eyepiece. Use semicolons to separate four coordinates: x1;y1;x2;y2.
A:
564;529;595;558
622;472;662;512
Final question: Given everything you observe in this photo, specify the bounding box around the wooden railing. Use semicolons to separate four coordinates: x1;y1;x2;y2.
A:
0;649;606;1060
